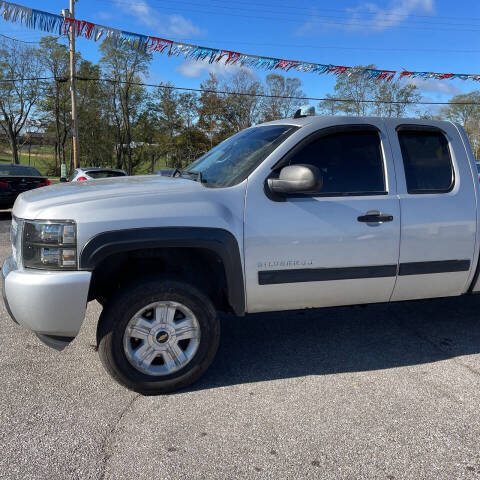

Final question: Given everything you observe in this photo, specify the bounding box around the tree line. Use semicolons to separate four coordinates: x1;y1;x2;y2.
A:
0;36;478;176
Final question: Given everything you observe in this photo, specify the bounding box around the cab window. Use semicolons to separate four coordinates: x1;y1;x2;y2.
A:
287;130;386;195
397;129;454;194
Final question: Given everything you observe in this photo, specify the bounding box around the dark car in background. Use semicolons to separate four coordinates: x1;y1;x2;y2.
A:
0;164;50;209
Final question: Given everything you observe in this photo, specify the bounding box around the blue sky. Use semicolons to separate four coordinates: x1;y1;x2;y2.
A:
1;0;480;112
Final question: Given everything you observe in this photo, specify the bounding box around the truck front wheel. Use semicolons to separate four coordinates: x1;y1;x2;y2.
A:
97;278;220;394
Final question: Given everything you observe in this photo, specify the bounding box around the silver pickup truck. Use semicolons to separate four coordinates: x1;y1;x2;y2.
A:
3;115;480;394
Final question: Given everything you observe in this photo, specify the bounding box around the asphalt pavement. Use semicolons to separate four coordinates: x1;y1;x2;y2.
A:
1;212;480;479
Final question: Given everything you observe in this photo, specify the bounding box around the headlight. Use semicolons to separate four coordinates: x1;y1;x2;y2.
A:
22;220;77;270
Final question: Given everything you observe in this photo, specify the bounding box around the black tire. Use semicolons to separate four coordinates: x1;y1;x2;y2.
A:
97;277;220;395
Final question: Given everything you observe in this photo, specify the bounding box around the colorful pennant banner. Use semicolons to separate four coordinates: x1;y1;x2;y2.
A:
0;0;479;82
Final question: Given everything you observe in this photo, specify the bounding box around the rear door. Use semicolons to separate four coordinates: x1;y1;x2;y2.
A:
386;120;477;301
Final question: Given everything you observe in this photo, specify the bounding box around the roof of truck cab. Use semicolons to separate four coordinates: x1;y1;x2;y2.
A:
256;116;455;130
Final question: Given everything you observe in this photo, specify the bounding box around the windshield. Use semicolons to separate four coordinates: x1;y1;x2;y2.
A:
0;165;42;176
185;125;298;187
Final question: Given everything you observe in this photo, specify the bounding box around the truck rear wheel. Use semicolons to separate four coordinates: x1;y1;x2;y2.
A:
97;278;220;394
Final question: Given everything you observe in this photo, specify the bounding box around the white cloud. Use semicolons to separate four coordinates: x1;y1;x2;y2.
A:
176;60;253;79
348;0;434;31
406;77;462;95
115;0;204;38
297;0;435;35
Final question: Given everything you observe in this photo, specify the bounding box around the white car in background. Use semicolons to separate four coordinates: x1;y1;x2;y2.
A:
69;167;127;182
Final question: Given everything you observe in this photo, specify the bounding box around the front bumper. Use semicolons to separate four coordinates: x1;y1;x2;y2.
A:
2;254;92;338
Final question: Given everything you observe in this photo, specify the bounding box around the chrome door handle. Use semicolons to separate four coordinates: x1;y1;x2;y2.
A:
357;213;393;223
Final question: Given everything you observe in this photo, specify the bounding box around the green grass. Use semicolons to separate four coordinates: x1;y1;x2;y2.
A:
0;148;55;177
0;145;172;177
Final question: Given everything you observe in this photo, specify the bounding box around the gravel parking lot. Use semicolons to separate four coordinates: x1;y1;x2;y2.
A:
1;212;480;479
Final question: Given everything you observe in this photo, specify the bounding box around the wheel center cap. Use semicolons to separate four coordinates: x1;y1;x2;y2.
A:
155;331;169;343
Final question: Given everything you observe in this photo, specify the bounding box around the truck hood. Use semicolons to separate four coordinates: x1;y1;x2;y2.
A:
13;175;204;218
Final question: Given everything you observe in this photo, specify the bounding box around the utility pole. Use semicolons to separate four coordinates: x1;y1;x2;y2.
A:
63;0;79;170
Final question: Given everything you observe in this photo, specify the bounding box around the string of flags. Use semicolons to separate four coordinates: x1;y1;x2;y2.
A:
0;0;479;83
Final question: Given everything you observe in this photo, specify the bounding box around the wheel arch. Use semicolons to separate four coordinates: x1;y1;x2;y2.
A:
80;227;245;316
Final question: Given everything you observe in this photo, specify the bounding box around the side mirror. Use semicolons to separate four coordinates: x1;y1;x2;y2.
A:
268;164;322;195
59;177;68;183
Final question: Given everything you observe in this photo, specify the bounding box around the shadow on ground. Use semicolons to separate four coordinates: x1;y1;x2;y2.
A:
194;294;480;390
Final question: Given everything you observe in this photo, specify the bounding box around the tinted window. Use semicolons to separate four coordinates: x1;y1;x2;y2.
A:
287;130;385;195
398;130;453;193
0;165;42;176
86;170;127;179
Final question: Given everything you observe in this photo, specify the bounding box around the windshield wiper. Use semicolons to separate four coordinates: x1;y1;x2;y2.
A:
172;169;203;183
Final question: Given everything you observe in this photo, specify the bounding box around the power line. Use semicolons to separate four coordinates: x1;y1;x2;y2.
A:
0;32;65;44
151;0;480;23
147;0;480;28
0;33;39;43
100;0;480;32
107;0;480;28
0;75;475;106
0;76;56;82
72;75;480;106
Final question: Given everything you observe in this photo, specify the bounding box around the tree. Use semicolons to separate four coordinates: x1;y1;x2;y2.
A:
440;91;480;159
317;94;342;116
220;70;264;135
178;92;198;130
373;81;421;118
317;65;421;118
134;108;161;173
76;61;114;167
260;74;306;121
325;65;377;117
197;73;226;147
100;38;152;174
0;39;43;164
38;36;70;173
177;92;206;164
153;84;182;140
146;84;183;169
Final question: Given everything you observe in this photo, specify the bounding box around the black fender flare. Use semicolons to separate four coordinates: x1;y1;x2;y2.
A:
79;227;245;316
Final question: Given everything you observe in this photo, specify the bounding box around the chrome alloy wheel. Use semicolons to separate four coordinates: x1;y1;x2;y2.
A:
123;301;201;376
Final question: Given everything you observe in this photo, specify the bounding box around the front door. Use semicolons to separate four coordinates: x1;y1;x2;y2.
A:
244;121;401;313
